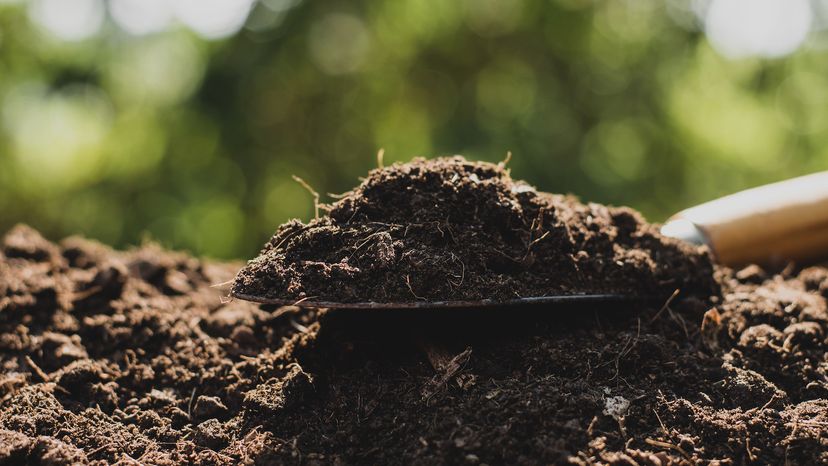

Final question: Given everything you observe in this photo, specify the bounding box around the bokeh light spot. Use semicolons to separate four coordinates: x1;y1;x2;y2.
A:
172;0;256;40
3;83;113;191
703;0;812;59
309;13;372;75
110;0;173;36
105;33;206;106
28;0;104;42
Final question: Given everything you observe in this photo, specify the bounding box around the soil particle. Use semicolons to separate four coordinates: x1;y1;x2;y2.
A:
0;429;89;465
3;224;60;262
192;395;229;421
193;418;231;450
233;157;717;305
2;194;828;464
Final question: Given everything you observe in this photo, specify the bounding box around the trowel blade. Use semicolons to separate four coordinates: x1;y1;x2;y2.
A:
230;291;635;309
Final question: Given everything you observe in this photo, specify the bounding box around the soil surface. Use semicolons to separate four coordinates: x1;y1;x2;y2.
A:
233;157;716;305
2;217;828;462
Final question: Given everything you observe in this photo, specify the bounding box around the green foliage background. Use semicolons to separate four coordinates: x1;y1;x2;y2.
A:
1;0;825;259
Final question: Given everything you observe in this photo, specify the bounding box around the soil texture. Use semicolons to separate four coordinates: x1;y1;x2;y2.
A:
1;205;828;463
232;157;716;305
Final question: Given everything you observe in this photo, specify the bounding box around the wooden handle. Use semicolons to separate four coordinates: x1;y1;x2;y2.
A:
666;171;828;267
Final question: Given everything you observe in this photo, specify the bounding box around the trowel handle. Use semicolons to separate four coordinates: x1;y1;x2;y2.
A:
661;171;828;267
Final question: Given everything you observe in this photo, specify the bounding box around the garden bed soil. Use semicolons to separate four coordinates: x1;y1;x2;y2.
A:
1;161;827;464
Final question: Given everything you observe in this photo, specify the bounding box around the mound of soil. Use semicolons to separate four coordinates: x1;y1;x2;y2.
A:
232;157;716;305
1;225;828;461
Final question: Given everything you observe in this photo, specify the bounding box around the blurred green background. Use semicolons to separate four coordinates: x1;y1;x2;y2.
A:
0;0;825;259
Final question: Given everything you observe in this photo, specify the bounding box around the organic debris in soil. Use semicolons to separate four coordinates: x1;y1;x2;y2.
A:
232;157;717;305
3;227;828;464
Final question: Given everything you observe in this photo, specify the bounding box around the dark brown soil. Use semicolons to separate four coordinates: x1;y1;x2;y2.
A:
2;224;828;461
232;157;717;305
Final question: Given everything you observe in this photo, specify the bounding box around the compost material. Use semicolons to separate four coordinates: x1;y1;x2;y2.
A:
2;230;828;462
232;157;717;305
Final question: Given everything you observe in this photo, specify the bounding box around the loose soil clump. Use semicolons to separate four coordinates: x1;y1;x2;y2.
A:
233;157;716;305
1;175;828;463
